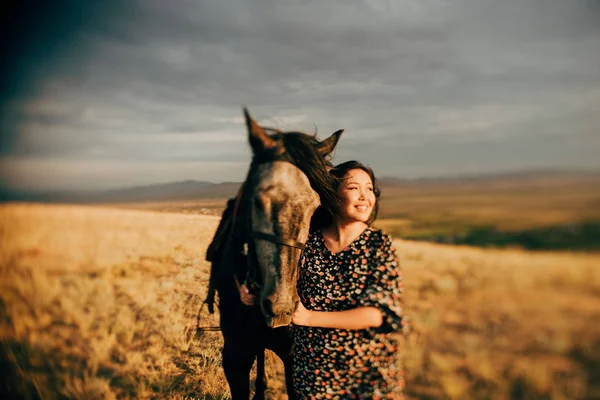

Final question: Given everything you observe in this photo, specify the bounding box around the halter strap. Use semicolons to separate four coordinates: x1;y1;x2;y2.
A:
252;231;307;250
237;147;310;293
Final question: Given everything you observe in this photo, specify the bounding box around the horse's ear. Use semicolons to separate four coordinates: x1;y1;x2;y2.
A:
317;129;344;157
244;108;276;153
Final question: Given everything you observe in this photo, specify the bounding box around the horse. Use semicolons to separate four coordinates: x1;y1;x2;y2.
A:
204;108;343;399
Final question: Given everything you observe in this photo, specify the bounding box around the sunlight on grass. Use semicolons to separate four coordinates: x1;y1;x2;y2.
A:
1;203;599;399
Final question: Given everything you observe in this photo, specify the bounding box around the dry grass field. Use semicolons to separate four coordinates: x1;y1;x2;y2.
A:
1;203;599;399
100;172;600;250
376;173;600;241
103;200;228;217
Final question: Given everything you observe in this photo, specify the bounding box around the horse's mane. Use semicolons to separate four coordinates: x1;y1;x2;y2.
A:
267;129;342;221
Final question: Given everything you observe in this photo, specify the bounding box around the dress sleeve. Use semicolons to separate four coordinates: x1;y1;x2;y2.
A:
359;232;403;334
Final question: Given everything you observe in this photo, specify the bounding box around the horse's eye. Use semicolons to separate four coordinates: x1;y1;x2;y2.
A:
254;197;263;209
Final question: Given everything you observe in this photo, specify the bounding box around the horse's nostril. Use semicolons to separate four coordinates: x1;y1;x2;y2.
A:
262;298;295;319
262;299;274;317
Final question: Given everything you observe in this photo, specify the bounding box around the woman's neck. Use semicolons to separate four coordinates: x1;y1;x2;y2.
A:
322;220;368;253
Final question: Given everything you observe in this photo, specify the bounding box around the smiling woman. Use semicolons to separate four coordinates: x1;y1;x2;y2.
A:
333;161;380;227
291;160;405;399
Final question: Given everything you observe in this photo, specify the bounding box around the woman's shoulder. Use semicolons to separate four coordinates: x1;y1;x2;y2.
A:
365;226;394;244
307;228;324;245
308;228;322;237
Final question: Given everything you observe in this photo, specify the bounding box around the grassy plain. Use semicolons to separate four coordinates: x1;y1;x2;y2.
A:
105;172;600;250
1;202;599;399
104;199;228;217
376;173;600;242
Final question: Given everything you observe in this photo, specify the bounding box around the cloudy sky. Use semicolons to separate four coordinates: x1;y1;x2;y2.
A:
1;0;599;191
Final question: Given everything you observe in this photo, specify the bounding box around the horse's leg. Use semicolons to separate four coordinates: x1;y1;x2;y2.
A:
253;349;266;400
222;342;255;400
268;328;296;400
281;354;296;400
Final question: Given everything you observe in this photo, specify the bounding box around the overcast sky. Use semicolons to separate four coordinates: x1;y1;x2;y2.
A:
1;0;599;191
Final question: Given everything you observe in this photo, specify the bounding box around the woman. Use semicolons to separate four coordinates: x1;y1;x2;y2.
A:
237;161;405;398
291;160;405;399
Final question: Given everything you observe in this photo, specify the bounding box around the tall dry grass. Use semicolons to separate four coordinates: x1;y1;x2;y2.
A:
1;203;599;399
398;240;600;399
0;203;227;399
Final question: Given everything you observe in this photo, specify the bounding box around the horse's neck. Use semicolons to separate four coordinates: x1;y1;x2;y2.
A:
219;201;250;282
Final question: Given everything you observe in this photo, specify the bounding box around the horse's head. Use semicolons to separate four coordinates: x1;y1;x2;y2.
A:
243;108;343;328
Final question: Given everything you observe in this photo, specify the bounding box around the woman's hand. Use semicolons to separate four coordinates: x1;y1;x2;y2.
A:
292;302;314;326
238;282;256;306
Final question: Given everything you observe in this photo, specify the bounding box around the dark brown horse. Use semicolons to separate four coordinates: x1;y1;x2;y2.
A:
204;109;343;399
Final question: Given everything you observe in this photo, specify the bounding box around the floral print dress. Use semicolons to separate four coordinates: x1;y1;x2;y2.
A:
293;227;405;399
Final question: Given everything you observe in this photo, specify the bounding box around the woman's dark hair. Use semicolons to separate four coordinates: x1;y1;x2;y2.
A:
311;160;381;228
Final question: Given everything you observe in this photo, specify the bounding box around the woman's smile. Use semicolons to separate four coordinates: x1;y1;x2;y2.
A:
339;168;377;223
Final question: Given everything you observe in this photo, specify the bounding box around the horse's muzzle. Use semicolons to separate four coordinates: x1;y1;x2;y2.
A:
265;313;293;328
261;299;294;328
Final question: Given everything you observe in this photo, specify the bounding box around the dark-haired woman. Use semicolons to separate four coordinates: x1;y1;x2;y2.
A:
291;161;405;399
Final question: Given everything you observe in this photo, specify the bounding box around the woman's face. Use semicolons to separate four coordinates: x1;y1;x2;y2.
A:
338;168;376;224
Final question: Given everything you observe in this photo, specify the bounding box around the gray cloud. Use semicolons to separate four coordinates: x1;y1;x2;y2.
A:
1;0;599;191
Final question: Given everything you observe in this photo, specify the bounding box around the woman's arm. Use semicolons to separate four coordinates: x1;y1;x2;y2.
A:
292;302;382;329
359;232;404;333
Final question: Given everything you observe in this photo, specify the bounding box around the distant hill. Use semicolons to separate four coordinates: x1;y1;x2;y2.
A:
1;170;599;204
0;180;241;203
378;169;600;186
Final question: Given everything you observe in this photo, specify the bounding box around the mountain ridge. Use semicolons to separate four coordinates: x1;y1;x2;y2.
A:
2;169;599;203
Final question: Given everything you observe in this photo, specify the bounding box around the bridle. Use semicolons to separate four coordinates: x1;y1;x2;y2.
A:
251;231;306;251
234;148;309;293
